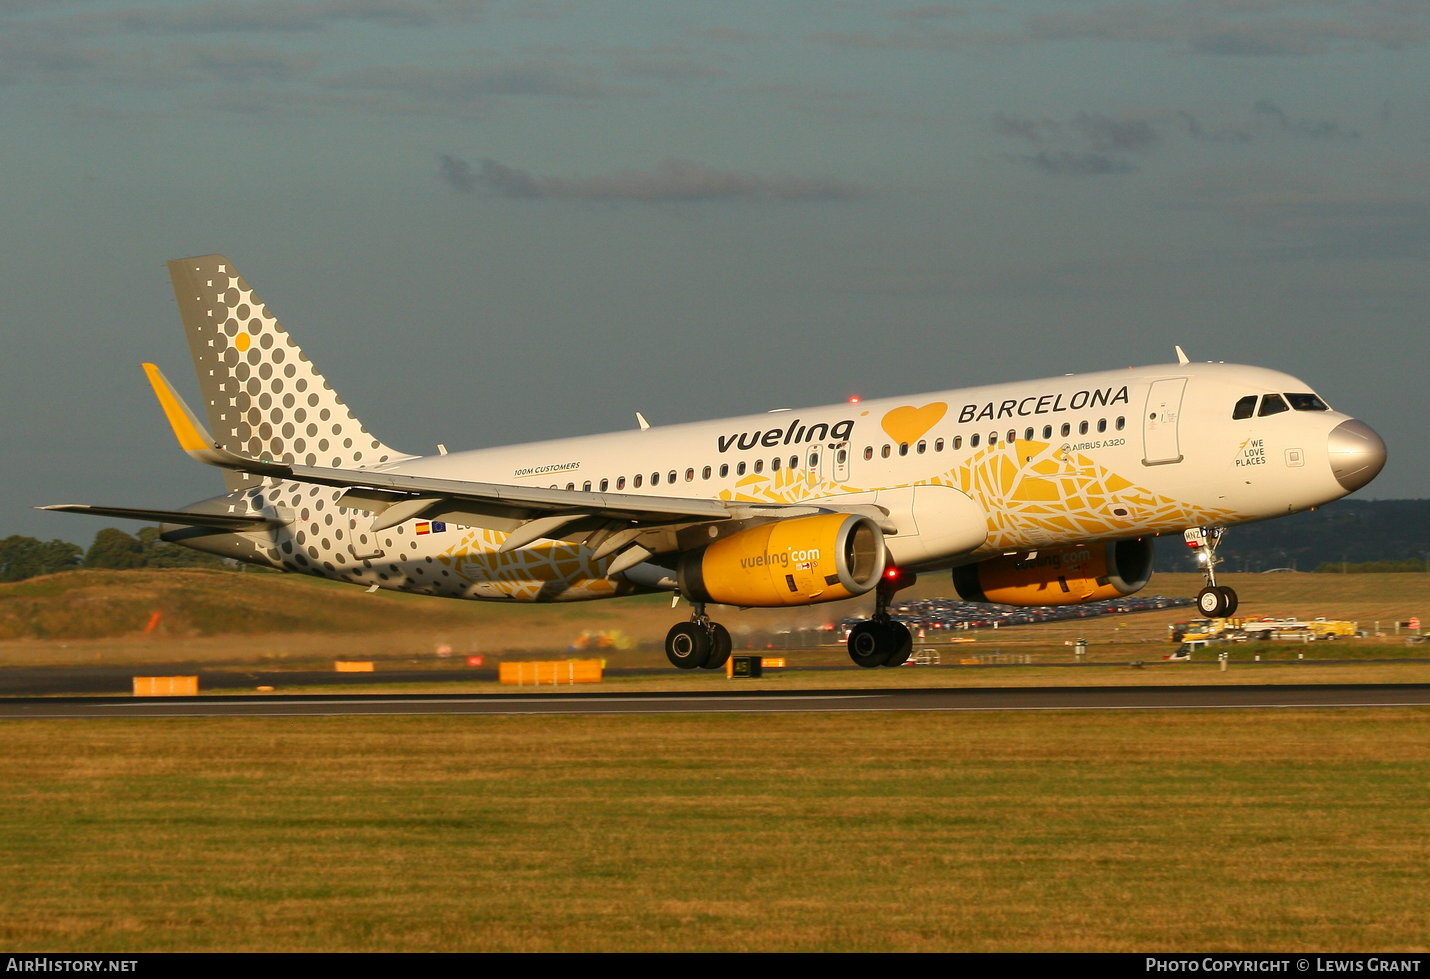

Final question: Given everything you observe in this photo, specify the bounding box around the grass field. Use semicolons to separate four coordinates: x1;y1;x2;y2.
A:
2;570;1427;951
1;569;1426;676
1;710;1427;952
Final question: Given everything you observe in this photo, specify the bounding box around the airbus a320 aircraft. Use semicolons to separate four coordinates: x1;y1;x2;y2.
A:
46;255;1387;670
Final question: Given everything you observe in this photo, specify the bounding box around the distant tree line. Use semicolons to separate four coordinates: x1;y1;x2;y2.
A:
1153;499;1429;574
0;528;226;583
1314;560;1428;574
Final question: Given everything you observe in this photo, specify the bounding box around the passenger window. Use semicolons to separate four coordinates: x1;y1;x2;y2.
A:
1115;416;1125;431
736;462;746;475
1042;425;1052;439
1287;392;1330;412
808;451;819;468
970;434;980;447
583;481;591;491
771;457;781;472
953;435;963;449
899;443;909;456
1024;428;1034;441
566;482;575;491
599;479;608;492
617;476;626;490
719;464;728;478
863;446;873;461
668;470;677;484
634;474;643;488
934;438;944;452
988;432;997;444
685;468;694;482
1078;421;1089;435
1096;419;1107;433
702;466;711;479
881;445;891;458
1232;395;1258;420
1060;423;1071;438
917;440;926;454
1007;430;1016;443
753;459;763;474
1259;394;1289;416
836;448;847;464
651;472;660;486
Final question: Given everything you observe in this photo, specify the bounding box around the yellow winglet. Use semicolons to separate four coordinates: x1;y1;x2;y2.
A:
143;363;214;453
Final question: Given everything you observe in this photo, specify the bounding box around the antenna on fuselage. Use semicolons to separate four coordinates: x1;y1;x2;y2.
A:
636;412;651;431
1174;345;1190;365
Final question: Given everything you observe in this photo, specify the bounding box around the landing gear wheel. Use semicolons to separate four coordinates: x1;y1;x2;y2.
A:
702;623;733;670
665;622;711;670
882;622;914;667
1197;587;1223;617
1217;586;1239;617
1197;586;1238;618
847;620;887;669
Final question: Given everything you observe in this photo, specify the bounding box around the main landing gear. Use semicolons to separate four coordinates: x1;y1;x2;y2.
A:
846;569;915;668
664;603;733;671
1186;526;1239;618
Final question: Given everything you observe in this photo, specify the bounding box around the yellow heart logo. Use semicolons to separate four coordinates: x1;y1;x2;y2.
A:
880;403;947;445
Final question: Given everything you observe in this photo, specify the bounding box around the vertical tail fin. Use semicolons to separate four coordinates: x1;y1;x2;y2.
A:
167;255;407;491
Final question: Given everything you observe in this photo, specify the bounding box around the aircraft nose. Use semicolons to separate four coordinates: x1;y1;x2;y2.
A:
1327;419;1387;492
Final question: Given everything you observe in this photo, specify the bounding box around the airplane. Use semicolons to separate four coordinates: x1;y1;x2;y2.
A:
45;255;1388;670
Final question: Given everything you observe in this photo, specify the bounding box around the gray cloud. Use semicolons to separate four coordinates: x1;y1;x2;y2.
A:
1253;100;1361;139
1006;151;1135;176
437;154;477;193
991;113;1061;144
445;157;863;202
106;0;455;35
1026;2;1430;56
1071;112;1158;152
330;64;610;101
1175;110;1252;143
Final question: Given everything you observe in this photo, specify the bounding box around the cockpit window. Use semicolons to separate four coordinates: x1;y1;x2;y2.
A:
1232;395;1257;420
1287;392;1329;412
1258;393;1289;416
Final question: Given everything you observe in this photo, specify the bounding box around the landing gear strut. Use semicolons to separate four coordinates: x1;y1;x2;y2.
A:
664;602;732;671
846;570;915;668
1187;526;1238;618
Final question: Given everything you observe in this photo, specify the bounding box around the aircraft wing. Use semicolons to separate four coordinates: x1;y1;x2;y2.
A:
38;504;282;530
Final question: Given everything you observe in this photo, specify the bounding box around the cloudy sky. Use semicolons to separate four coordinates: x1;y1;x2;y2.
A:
4;0;1425;545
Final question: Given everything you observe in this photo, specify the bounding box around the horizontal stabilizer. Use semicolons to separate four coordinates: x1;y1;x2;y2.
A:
39;504;281;531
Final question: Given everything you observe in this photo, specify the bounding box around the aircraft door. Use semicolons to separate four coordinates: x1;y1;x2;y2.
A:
1142;377;1187;465
807;442;852;487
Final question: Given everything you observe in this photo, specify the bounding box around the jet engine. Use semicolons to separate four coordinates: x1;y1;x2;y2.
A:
951;538;1154;606
677;512;886;608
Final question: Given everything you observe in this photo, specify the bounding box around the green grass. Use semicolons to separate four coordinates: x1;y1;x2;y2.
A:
0;710;1426;952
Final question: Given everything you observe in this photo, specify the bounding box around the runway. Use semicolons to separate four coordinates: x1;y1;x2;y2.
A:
4;683;1428;718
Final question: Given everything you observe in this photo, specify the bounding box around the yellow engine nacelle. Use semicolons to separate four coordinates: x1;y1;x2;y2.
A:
677;513;886;608
952;538;1153;607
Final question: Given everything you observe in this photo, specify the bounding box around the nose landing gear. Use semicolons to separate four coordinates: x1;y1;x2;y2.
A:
1186;526;1238;617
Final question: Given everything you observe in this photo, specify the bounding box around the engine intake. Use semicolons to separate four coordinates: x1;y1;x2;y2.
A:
952;538;1153;606
678;513;886;608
